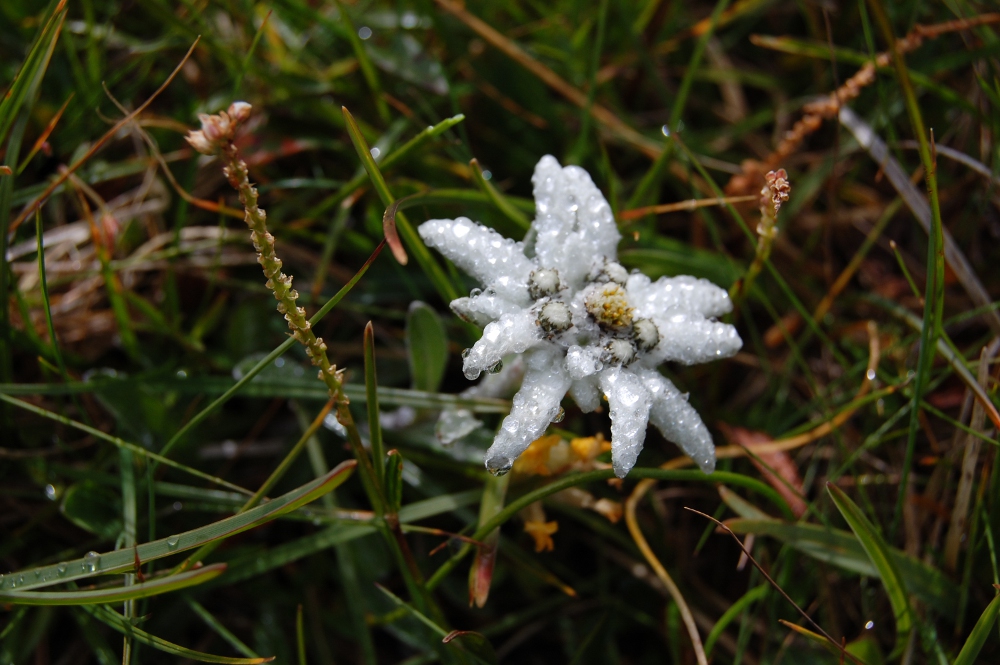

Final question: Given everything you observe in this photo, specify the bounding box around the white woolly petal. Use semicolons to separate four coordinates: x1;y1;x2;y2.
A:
485;346;571;475
568;375;601;413
463;309;541;380
644;314;742;365
450;292;522;327
565;344;604;379
626;273;733;318
531;156;620;289
418;217;532;301
598;367;652;477
635;367;716;473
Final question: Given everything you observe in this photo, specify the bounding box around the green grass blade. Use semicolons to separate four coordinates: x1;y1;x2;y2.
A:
188;598;261;659
724;518;958;615
954;592;1000;665
83;605;273;664
363;322;385;488
305;115;466;220
469;158;529;230
0;1;66;146
35;212;68;378
4;460;355;591
332;0;390;122
827;483;913;652
0;564;225;605
704;584;767;657
342;106;461;303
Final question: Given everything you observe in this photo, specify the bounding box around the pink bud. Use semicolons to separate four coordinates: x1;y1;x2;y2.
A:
228;101;252;123
185;130;214;155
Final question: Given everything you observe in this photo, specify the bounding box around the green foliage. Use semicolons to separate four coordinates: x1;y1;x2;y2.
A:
2;0;1000;662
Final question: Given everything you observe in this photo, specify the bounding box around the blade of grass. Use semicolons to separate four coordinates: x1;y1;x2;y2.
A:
233;10;270;95
469;158;529;231
305;114;466;220
332;0;390;123
827;483;913;654
342;106;460;302
188;598;261;659
83;604;273;664
0;564;225;605
6;460;355;591
295;604;306;665
363;322;385;488
954;591;1000;665
704;584;768;657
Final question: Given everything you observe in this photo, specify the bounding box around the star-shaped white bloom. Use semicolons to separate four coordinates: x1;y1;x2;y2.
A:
418;156;742;478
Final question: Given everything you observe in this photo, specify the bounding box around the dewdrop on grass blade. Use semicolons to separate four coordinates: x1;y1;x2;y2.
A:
419;156;742;477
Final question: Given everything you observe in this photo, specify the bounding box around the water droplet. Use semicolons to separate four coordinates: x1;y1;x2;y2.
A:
487;360;503;374
482;169;492;181
166;537;180;550
469;288;482;298
57;564;67;576
358;26;372;40
173;501;183;511
33;570;42;579
461;348;471;359
0;574;4;588
369;146;381;159
18;575;25;585
44;484;57;500
865;620;874;630
486;457;512;477
866;368;876;381
83;552;100;573
551;407;565;423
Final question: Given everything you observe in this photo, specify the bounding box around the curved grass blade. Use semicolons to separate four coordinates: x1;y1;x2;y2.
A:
954;591;1000;665
469;158;529;230
83;605;273;664
342;106;460;302
827;483;912;653
376;584;497;665
704;584;768;656
724;518;958;615
305;115;466;219
5;460;355;591
0;0;67;146
0;563;225;605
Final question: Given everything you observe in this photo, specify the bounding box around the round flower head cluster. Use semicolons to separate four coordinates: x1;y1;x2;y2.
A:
418;156;742;478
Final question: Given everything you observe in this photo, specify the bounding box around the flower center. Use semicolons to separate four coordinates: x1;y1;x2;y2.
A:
585;283;634;330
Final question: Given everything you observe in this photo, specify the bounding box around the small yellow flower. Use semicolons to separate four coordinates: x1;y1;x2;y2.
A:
523;520;559;552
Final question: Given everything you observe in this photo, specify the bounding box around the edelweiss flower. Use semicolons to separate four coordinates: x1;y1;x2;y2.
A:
418;156;742;478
